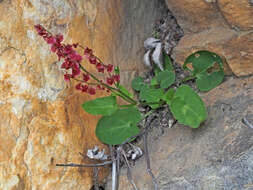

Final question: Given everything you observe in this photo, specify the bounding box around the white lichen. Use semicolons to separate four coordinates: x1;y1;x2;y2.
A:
144;37;160;49
126;144;143;160
152;42;164;71
143;37;164;71
87;146;108;160
143;50;152;68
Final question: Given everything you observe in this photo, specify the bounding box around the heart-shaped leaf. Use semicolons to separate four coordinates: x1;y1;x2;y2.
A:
156;70;175;89
82;96;118;116
96;107;141;145
196;70;224;92
131;77;144;91
170;85;207;128
183;50;224;92
139;87;164;109
139;87;164;103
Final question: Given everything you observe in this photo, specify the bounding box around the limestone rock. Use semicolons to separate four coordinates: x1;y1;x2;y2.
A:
107;76;253;190
218;0;253;30
0;0;166;189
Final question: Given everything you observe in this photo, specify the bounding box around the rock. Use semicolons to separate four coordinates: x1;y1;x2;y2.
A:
218;0;253;30
173;28;253;76
0;0;167;189
165;0;227;33
108;76;253;189
166;0;253;76
223;32;253;76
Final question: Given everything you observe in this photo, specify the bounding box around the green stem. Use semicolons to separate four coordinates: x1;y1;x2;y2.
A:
181;75;196;83
138;100;166;107
79;64;137;105
140;109;156;122
79;64;116;90
117;88;137;104
118;104;136;108
77;45;136;104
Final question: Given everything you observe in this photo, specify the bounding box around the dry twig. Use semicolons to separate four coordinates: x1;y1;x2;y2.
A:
242;117;253;129
55;161;112;168
121;148;138;190
110;145;117;190
93;167;99;190
143;130;158;190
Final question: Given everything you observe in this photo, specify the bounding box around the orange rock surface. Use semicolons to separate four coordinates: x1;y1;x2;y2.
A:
218;0;253;30
0;0;165;189
169;0;253;76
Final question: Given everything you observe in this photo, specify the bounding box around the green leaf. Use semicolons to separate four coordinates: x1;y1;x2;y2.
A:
119;85;134;98
139;87;164;103
96;107;141;145
82;96;118;116
154;53;174;75
162;88;175;105
154;65;161;76
196;71;224;92
163;53;173;71
156;70;175;89
183;50;224;92
140;84;150;91
150;78;159;86
131;77;144;91
170;85;207;128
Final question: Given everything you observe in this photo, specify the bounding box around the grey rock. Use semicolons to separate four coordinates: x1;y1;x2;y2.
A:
107;77;253;190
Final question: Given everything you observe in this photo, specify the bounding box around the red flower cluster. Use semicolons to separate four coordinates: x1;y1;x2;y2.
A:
106;75;120;86
75;83;96;95
34;24;81;80
83;47;115;74
35;24;121;96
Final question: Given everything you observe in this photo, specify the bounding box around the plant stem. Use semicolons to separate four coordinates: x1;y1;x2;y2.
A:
181;75;196;83
138;100;166;107
79;64;115;89
117;88;137;104
141;110;156;120
79;63;137;105
76;46;137;104
118;104;136;108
